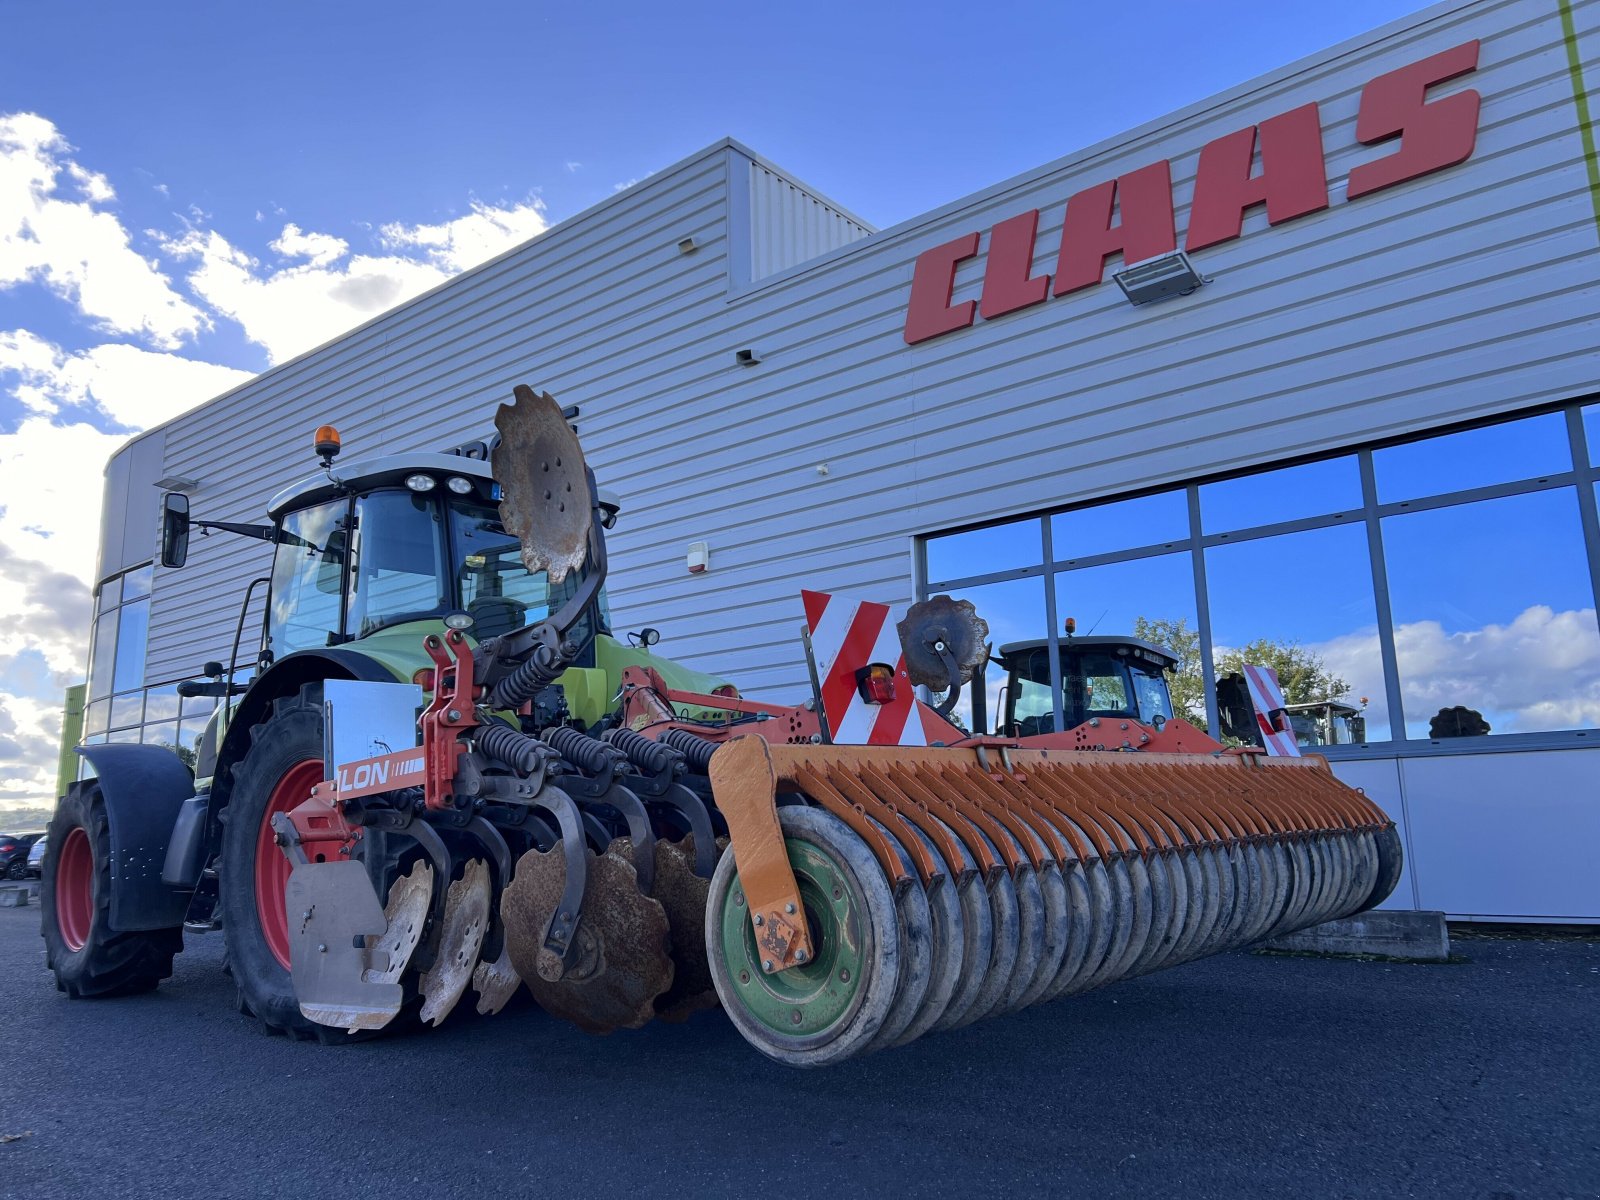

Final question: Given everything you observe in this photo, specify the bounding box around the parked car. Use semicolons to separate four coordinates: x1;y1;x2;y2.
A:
27;833;47;878
0;833;41;881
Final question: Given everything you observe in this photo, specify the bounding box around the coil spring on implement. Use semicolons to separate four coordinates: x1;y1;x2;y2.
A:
606;727;679;775
476;722;548;775
658;729;718;773
544;725;625;775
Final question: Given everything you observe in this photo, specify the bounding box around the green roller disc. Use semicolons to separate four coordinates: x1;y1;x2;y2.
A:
706;805;900;1068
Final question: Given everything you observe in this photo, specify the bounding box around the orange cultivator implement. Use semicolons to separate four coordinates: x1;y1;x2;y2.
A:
257;386;1400;1065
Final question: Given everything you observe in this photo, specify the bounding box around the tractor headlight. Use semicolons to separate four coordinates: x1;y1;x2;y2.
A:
446;476;473;495
405;473;436;492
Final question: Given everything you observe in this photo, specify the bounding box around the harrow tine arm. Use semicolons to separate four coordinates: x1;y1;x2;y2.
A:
521;785;588;982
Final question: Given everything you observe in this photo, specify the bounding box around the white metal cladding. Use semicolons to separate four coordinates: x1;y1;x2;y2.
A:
743;156;874;283
130;0;1595;720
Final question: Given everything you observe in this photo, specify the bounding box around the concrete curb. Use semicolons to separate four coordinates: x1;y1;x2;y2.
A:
1261;910;1451;962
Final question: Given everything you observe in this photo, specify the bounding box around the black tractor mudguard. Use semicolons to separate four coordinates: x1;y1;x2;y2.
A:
77;743;196;932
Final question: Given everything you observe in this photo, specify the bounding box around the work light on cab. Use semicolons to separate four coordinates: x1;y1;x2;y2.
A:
855;662;896;705
405;473;436;492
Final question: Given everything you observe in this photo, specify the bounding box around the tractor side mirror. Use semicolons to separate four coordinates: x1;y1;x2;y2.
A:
203;661;225;679
160;492;191;569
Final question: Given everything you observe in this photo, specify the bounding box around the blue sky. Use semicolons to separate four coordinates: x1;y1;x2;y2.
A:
0;0;1594;802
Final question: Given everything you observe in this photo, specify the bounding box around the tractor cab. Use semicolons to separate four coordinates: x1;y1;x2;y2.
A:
1283;700;1367;747
993;636;1179;738
259;452;613;664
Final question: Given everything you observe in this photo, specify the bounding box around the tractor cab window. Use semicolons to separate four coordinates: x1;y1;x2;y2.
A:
1009;656;1055;737
449;502;610;650
346;491;449;638
269;499;349;655
1074;653;1131;719
1129;663;1173;725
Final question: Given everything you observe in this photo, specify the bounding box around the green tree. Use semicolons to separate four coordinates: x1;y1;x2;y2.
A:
1132;616;1351;730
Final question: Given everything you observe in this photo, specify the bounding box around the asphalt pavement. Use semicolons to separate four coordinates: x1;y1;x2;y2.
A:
0;902;1595;1199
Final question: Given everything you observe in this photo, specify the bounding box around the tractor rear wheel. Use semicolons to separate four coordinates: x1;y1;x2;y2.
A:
41;782;182;997
220;682;380;1042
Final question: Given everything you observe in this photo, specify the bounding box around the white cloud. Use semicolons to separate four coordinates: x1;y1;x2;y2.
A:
1313;605;1600;737
164;199;548;364
378;198;548;273
565;161;582;173
0;113;204;348
270;222;348;268
0;328;252;430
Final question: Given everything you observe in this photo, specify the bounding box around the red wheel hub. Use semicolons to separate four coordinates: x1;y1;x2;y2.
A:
56;826;93;952
256;760;322;971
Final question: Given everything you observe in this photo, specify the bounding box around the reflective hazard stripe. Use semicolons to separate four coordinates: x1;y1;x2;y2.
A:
1242;663;1301;757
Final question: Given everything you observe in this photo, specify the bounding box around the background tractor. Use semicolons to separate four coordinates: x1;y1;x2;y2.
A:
41;385;1404;1066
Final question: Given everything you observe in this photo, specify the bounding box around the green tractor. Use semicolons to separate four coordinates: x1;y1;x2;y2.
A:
42;388;730;1038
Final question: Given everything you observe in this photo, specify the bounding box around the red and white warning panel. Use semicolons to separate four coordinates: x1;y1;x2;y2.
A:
1243;663;1301;758
802;589;964;746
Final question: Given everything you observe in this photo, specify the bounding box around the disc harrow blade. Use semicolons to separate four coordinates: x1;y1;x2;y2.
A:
502;839;674;1035
650;835;725;1023
419;859;491;1027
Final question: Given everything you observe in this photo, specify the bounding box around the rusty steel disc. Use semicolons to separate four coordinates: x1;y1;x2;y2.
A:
492;385;592;585
896;595;990;692
419;859;491;1027
501;839;674;1034
472;946;521;1016
363;860;434;986
651;836;726;1023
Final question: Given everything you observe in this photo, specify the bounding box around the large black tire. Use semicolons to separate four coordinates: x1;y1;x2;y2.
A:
41;783;182;998
220;682;361;1043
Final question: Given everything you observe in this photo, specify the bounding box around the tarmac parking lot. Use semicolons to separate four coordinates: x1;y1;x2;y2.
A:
0;898;1595;1199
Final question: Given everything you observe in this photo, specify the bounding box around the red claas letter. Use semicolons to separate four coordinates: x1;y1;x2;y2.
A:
904;231;981;345
1186;102;1330;252
1347;40;1481;200
980;210;1051;320
1053;160;1177;294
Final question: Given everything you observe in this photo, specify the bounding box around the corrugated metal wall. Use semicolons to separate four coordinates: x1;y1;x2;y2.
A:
134;0;1596;714
744;159;873;282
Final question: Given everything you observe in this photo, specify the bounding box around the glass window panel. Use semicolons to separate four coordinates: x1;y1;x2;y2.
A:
88;609;117;700
1586;404;1600;468
122;564;153;600
106;727;141;744
182;691;218;720
178;714;213;761
1206;523;1388;743
924;517;1043;586
113;599;149;693
1373;413;1570;503
1201;457;1362;534
99;575;122;610
1051;490;1189;562
142;721;178;751
927;576;1045;737
1383;487;1600;739
1054;552;1204;728
347;491;448;638
109;692;143;730
144;684;181;723
269;499;348;655
83;699;109;737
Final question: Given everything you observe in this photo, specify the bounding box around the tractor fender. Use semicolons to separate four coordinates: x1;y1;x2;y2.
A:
76;743;196;932
212;648;404;789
